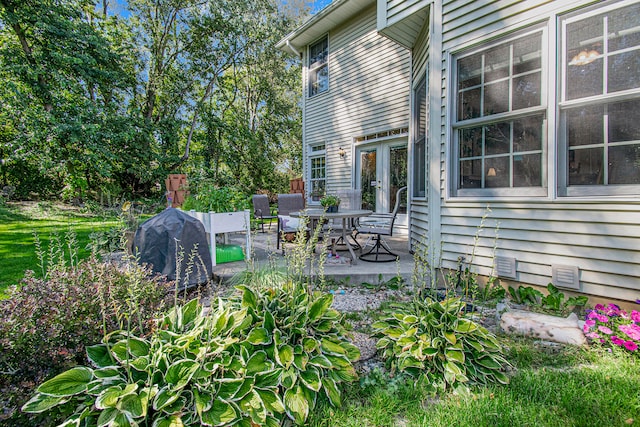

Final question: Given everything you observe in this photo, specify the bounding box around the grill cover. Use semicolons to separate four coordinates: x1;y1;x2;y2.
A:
133;208;212;288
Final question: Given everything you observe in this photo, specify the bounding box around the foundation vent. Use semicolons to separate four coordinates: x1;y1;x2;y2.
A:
552;264;580;290
495;256;517;279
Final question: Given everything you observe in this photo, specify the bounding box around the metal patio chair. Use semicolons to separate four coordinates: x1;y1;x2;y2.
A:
276;193;307;253
356;186;407;262
252;194;277;232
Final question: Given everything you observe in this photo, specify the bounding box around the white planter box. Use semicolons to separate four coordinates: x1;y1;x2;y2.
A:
183;210;252;268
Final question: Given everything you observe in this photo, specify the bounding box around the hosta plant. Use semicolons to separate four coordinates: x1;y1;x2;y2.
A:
228;281;360;424
372;296;509;393
23;282;359;426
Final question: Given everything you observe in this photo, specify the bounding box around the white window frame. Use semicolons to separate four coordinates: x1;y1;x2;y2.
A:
558;0;640;197
308;35;329;97
451;27;549;198
308;143;326;204
448;0;640;200
413;76;427;199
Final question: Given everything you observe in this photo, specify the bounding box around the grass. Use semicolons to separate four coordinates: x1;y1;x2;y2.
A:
0;201;120;297
308;338;640;426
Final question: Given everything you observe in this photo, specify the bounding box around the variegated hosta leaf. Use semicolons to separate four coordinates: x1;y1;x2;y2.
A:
308;354;332;368
87;344;115;368
21;393;68;414
300;367;322;392
153;415;185;427
200;400;238;427
329;364;358;382
455;318;479;333
237;284;258;309
281;369;297;389
254;369;283;389
97;407;119;426
341;341;361;362
445;348;465;364
152;387;180;411
37;367;94;397
284;385;310;425
118;392;145;419
233;377;255;400
275;344;294;369
255;388;286;414
239;389;267;425
308;293;333;321
194;389;213;417
96;384;134;409
165;360;199;390
181;298;201;327
246;351;273;375
302;337;318;353
320;338;347;356
247;327;272;345
321;377;341;407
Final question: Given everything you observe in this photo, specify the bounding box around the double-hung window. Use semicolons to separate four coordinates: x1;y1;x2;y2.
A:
308;36;328;97
559;1;640;196
451;1;640;199
453;30;546;197
309;144;326;202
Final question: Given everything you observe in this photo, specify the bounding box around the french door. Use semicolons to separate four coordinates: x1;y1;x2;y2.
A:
356;139;408;227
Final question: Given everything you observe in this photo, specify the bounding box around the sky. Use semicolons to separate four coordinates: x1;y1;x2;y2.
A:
111;1;333;16
311;0;332;13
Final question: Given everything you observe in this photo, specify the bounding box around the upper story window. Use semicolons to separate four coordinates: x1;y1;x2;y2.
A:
560;1;640;196
308;36;328;97
453;30;546;196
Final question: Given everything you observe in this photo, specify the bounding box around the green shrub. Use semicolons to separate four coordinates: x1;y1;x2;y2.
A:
372;297;509;394
182;183;249;213
508;283;588;316
0;257;171;424
23;282;360;426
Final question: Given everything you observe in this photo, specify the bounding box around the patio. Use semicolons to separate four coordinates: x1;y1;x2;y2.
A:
211;224;415;286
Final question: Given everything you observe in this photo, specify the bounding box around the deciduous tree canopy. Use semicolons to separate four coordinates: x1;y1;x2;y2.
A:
0;0;307;200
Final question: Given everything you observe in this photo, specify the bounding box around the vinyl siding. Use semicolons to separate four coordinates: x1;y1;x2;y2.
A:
435;0;640;301
304;5;411;194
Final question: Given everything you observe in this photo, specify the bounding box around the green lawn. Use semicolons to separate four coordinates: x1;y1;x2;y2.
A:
0;202;120;297
308;339;640;427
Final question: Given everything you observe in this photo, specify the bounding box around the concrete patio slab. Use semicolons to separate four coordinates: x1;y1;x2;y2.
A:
211;226;415;286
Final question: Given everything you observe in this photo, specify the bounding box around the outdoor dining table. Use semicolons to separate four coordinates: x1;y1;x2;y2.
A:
290;208;372;265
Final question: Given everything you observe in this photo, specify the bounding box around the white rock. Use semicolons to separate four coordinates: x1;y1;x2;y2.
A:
500;310;586;346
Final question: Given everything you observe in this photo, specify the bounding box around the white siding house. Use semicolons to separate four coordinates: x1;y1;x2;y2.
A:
280;0;640;303
277;0;411;227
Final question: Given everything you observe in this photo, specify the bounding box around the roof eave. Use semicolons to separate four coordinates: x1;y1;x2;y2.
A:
276;0;374;55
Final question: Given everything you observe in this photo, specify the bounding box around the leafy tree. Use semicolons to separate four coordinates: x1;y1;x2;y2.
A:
0;0;307;199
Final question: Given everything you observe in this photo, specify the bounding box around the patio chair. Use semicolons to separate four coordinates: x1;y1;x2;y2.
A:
252;194;277;232
276;193;307;253
356;186;407;262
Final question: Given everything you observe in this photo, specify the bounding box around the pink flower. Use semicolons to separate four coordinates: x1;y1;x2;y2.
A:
624;341;638;351
586;332;600;340
598;325;612;335
611;336;625;346
583;319;596;333
631;311;640;323
594;304;605;311
587;311;609;322
619;324;640;342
